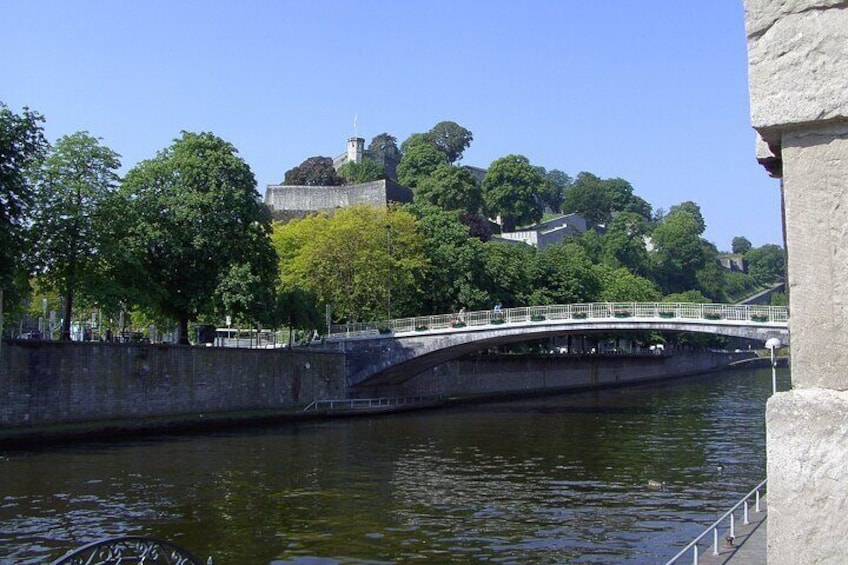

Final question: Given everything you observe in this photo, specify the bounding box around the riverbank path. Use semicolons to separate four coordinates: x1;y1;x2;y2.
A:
695;506;767;564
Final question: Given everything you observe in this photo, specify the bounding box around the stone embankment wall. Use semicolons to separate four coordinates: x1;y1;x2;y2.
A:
380;350;756;398
0;341;346;439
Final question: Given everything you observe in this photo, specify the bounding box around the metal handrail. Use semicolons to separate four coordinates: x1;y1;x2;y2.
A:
326;302;789;340
302;395;444;413
664;479;767;565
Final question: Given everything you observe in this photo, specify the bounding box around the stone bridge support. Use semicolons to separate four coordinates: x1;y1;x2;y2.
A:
745;1;848;562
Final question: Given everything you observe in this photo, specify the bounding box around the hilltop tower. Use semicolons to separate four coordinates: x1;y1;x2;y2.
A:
347;137;364;165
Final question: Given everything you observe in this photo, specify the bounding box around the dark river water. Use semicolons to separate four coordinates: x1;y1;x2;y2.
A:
0;365;789;564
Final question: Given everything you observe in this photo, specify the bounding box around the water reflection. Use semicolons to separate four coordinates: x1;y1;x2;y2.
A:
0;366;787;564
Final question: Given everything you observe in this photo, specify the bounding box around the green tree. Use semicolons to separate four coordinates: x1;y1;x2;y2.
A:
283;156;344;186
114;131;277;343
273;205;428;322
406;203;490;312
649;205;707;294
595;265;662;302
1;102;48;311
337;159;384;184
600;211;650;275
561;172;651;227
668;201;706;233
535;167;571;213
414;163;481;214
424;120;473;164
29;132;121;340
731;236;753;254
396;135;448;188
529;240;601;305
367;133;400;162
482;154;545;232
745;244;786;285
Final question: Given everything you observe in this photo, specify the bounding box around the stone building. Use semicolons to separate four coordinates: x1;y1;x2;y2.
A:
497;213;588;250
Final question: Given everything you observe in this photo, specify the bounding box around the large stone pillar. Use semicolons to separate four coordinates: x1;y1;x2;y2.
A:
744;1;848;563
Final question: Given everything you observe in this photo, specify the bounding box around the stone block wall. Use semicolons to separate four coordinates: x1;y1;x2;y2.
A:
0;341;346;431
744;1;848;562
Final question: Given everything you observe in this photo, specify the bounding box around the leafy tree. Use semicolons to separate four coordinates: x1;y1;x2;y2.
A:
424;121;473;164
414;163;481;214
731;236;753;254
367;133;401;162
273;205;428;322
529;240;601;305
482;154;545;232
283;156;344;186
667;201;706;233
28;132;121;340
406;203;490;312
745;244;786;285
1;102;48;311
600;211;650;275
337;158;384;184
114;131;277;343
396;135;448;188
595;266;662;302
561;172;651;227
482;242;536;306
535;167;571;213
649;205;707;294
274;287;322;344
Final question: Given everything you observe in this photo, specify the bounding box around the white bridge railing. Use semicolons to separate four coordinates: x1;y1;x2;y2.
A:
326;302;789;340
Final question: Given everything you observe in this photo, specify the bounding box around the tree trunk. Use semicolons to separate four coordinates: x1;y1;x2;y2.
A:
61;284;74;341
177;316;190;345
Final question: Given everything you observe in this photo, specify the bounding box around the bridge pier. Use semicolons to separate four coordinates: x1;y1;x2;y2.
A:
745;1;848;562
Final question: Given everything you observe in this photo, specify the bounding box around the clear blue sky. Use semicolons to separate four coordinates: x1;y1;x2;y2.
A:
2;0;783;250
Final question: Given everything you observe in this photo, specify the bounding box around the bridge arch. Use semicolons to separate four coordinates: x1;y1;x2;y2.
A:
322;302;788;389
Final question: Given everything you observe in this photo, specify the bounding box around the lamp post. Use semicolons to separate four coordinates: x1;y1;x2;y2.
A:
386;223;392;322
765;337;782;395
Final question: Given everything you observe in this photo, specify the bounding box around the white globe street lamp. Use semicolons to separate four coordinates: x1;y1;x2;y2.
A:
765;337;782;395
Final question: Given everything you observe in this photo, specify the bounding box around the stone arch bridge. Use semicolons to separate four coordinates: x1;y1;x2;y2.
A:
320;302;788;390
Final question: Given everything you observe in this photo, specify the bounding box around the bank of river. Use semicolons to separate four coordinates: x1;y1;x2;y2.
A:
0;364;789;564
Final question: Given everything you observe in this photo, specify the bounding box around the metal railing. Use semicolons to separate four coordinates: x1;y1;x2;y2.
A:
51;536;210;564
302;395;444;413
326;302;789;340
665;479;767;564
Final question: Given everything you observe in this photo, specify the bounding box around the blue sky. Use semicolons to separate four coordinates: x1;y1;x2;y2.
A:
2;1;783;250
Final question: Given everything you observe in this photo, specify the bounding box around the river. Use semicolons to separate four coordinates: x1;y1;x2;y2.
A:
0;364;788;564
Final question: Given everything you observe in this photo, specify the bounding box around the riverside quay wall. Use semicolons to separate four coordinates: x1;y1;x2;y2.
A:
0;340;346;442
1;341;755;444
361;349;757;399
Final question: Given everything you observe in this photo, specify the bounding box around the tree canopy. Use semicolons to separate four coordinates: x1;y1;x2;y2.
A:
396;135;448;188
481;154;545;232
337;159;384;184
28;132;121;340
272;205;428;322
414;163;481;214
424;121;473;164
1;102;48;307
113;131;277;343
283;156;344;186
561;172;652;227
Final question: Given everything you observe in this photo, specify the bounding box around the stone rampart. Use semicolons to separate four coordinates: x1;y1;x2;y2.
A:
264;179;412;217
